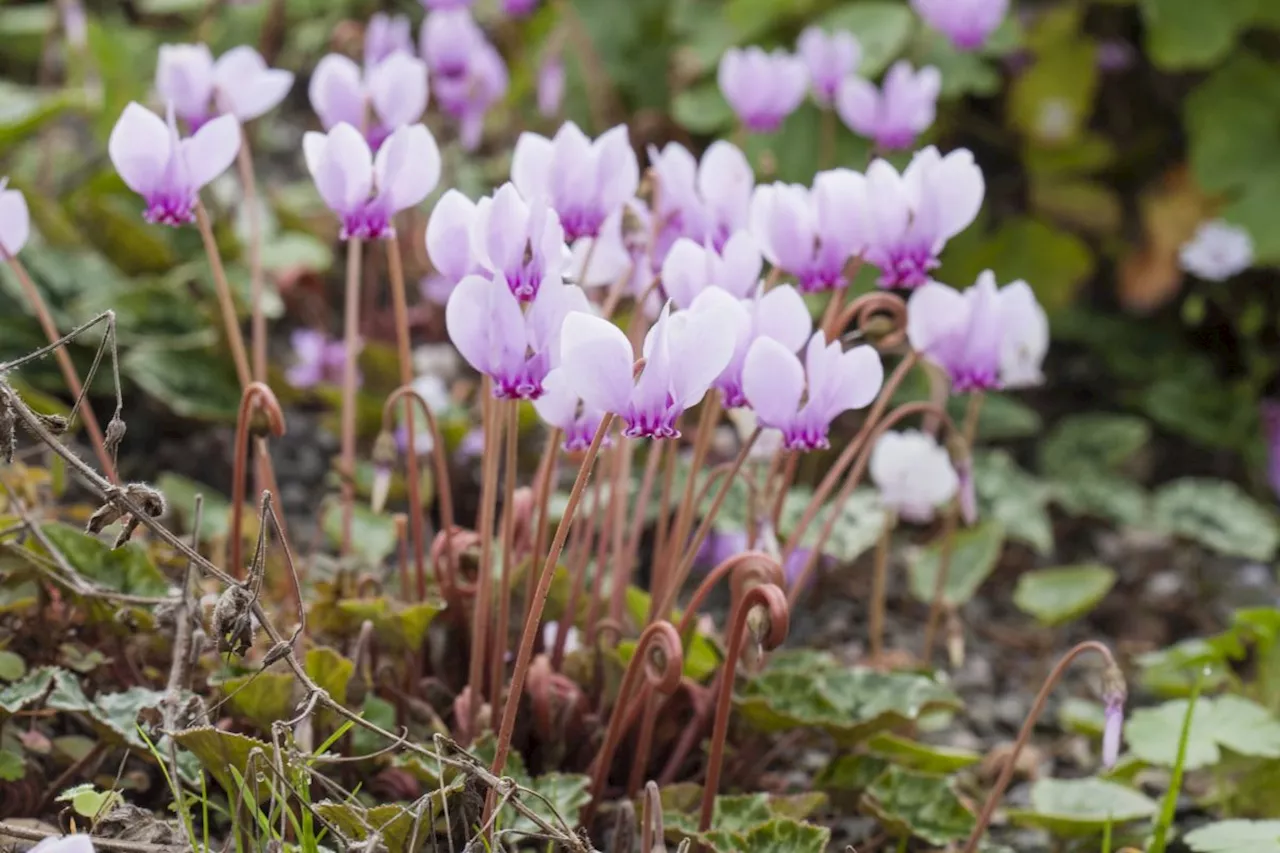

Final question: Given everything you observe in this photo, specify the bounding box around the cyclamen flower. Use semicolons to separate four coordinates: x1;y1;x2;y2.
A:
797;27;861;105
750;170;865;292
286;328;357;389
304;122;441;241
911;0;1009;51
854;147;984;288
512;122;640;241
504;0;541;15
742;332;884;451
907;271;1047;393
365;13;413;68
420;10;508;150
0;178;30;256
869;430;959;523
696;522;821;588
648;140;754;256
560;298;738;439
718;47;809;133
309;52;428;149
108;102;240;226
534;368;609;451
538;55;565;118
426;184;568;301
447;276;588;399
702;283;811;408
156;43;294;129
1179;219;1254;281
661;232;762;308
837;60;940;150
420;9;486;79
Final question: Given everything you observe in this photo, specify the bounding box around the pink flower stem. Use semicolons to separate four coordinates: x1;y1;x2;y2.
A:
606;435;635;625
337;235;363;555
525;428;562;632
553;472;602;670
961;640;1118;853
193;199;252;390
657;393;721;608
868;511;897;661
229;382;285;579
490;401;520;704
466;386;503;733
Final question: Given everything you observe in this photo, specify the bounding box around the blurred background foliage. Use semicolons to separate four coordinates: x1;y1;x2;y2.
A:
0;0;1276;493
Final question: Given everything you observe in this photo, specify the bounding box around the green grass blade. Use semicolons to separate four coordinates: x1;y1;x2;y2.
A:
1149;674;1203;853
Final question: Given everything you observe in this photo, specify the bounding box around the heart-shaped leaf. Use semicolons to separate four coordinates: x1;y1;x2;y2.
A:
1125;695;1280;768
907;521;1006;607
1149;478;1279;561
1185;819;1280;853
1012;564;1117;626
860;766;975;845
1007;777;1158;836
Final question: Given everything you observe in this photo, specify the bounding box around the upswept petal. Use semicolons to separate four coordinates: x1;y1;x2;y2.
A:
862;159;911;250
753;284;812;352
649;142;698;213
213;46;293;120
426;190;480;281
527;281;589;357
997;279;1048;387
181;113;241;190
595;124;639;211
533;367;579;429
511;131;554;200
309;54;365;129
374;123;440;212
835;75;879;136
367;53;429;130
660;237;709;309
813;168;867;255
827;344;884;417
569;215;631;287
698;140;753;226
718;229;763;298
671;289;745;406
445;273;526;377
0;184;31;256
308;123;373;214
109;102;173;195
559;311;634;415
156;44;215;122
961;271;1003;376
906;281;966;354
743;336;805;428
484;183;530;275
927;148;984;242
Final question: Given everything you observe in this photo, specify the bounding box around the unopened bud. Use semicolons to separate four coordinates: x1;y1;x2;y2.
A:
104;415;127;457
1101;662;1127;769
946;608;965;668
39;413;68;435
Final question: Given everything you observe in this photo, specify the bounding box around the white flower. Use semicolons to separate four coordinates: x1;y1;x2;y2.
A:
1179;219;1254;281
869;429;959;524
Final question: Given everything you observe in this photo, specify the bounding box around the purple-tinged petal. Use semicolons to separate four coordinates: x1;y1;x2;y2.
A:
419;8;484;77
304;123;373;217
676;288;748;406
445;273;526;379
309;54;365;130
797;27;861;105
835;75;879;137
511;131;554;201
367;52;429;131
559;312;634;415
426;189;481;282
660;237;709;309
527;281;589;362
870;430;958;524
181;112;241;190
534;367;579;430
754;284;812;353
906;281;967;357
374;123;440;213
595;124;640;216
365;13;413;68
156;43;215;126
718;230;763;298
0;181;30;257
911;0;1009;51
743;337;804;429
109;102;174;196
699;140;754;241
213;46;293;121
538;54;565;117
997;280;1047;388
828;344;884;416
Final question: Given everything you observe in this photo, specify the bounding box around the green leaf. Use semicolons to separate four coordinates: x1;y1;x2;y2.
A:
0;83;93;149
57;784;123;820
866;733;981;773
1184;53;1280;195
1008;38;1099;147
173;727;274;805
659;788;829;853
314;789;458;853
907;521;1006;607
710;818;830;853
818;2;915;77
1125;695;1280;769
973;451;1054;555
0;651;25;682
1049;470;1150;527
735;651;961;744
1140;0;1257;70
0;748;24;781
85;687;170;748
815;754;890;794
123;344;241;421
1007;777;1158;836
154;473;232;542
1012;564;1117;627
0;666;59;718
950;393;1044;441
221;673;296;730
305;647;354;708
912;30;1002;99
1149;478;1279;561
1039;414;1152;478
36;524;168;597
322;499;399;565
335;597;445;651
470;735;591;834
861;766;975;845
1058;697;1107;736
778;487;887;563
672;82;735;135
1185;820;1280;853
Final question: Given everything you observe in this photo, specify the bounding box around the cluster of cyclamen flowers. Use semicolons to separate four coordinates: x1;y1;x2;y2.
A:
720;0;1008;147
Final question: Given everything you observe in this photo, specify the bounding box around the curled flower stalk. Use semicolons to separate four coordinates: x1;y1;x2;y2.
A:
229;382;286;578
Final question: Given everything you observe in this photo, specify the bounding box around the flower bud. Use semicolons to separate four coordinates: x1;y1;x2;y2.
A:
370;430;398;514
1101;662;1127;769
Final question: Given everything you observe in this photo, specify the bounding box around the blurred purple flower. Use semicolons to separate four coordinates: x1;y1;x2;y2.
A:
456;426;486;461
504;0;541;16
287;328;356;389
512;121;639;241
309;52;428;150
304;122;440;241
157;43;293;130
538;54;565;118
797;27;861;106
420;8;486;79
1179;219;1254;281
1101;693;1123;768
956;455;977;524
749;169;865;292
647;140;754;257
1264;400;1280;502
718;46;808;133
852;147;984;289
447;277;587;399
837;60;940;150
1096;40;1135;73
869;430;959;524
908;271;1046;394
534;368;610;451
0;178;30;256
911;0;1009;51
108;102;240;226
365;13;413;69
704;282;811;408
420;9;508;150
421;273;459;305
422;0;474;8
58;0;88;49
742;332;884;451
559;296;738;439
661;231;762;308
694;525;822;588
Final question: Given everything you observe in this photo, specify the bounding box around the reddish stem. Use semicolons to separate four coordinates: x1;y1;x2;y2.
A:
230;382;285;578
467;389;503;734
607;435;635;625
584;621;683;825
338;236;363;554
699;583;790;833
491;402;520;704
554;471;602;670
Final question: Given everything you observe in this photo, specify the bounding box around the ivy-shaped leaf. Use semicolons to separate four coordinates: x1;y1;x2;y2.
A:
1039;413;1152;478
1186;820;1280;853
1148;478;1279;561
305;646;355;707
335;597;445;651
173;727;274;805
778;487;887;563
1012;564;1117;626
470;735;591;835
866;733;981;773
1125;695;1280;769
861;766;975;846
220;673;296;730
36;523;168;597
1007;777;1158;836
973;451;1053;555
907;521;1006;607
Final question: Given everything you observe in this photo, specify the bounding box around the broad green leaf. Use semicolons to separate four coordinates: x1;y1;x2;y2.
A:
660;788;828;853
706;818;829;853
907;521;1006;607
1008;38;1099;147
735;651;961;743
1221;166;1280;264
1049;470;1149;526
1012;564;1117;626
56;784;123;820
0;666;61;718
322;499;399;565
815;754;890;794
221;673;296;730
778;487;887;563
0;84;93;149
950;393;1044;441
470;735;592;834
672;82;735;135
173;727;274;805
742;103;872;185
1007;777;1157;836
866;733;981;773
86;687;171;748
1149;478;1279;561
314;788;458;853
1039;414;1152;478
335;597;445;651
0;651;25;682
154;473;232;542
123;344;241;421
1126;695;1280;769
0;748;24;781
1140;0;1257;70
861;766;975;845
973;451;1054;555
1185;819;1280;853
1184;53;1280;195
1058;697;1106;736
818;2;915;77
36;523;168;597
305;647;355;708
